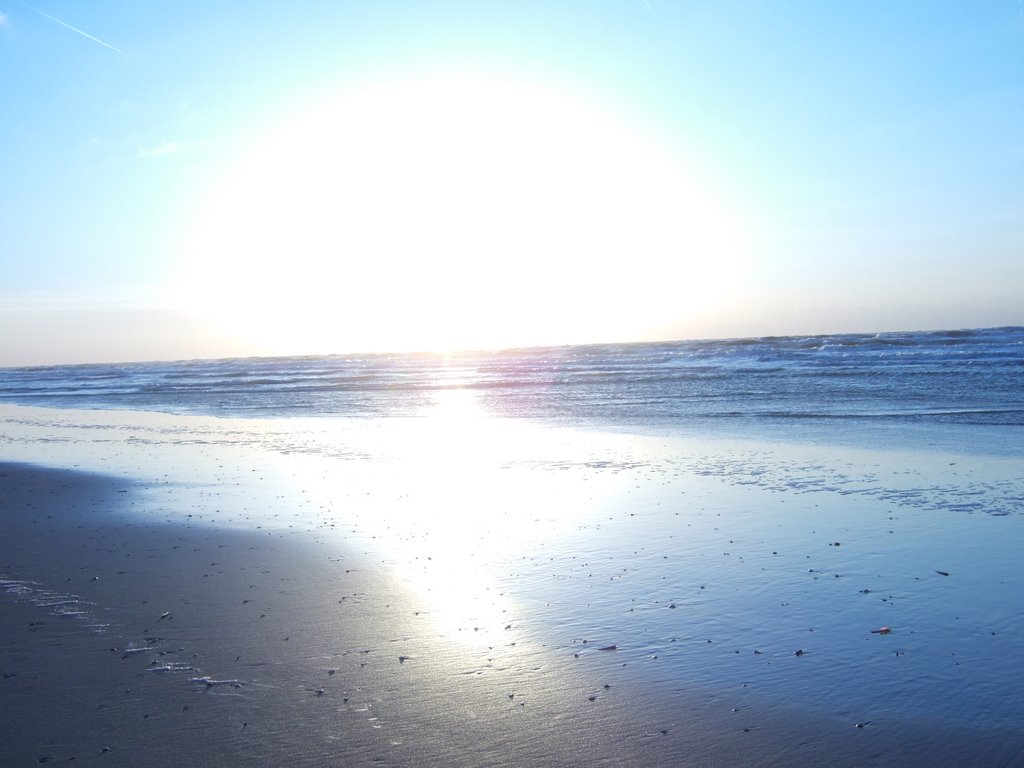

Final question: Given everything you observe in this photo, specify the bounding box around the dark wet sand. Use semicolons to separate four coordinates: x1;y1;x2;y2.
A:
3;462;1023;767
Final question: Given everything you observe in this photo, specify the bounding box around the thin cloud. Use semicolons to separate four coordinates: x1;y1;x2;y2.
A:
0;11;10;28
24;3;122;53
138;141;181;159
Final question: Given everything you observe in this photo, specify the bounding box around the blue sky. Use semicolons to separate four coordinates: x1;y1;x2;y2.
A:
1;1;1022;365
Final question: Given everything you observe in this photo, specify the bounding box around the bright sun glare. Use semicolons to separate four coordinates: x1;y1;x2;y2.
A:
177;73;744;355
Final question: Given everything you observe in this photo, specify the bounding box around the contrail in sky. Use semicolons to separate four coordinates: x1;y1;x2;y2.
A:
22;3;122;53
641;0;655;15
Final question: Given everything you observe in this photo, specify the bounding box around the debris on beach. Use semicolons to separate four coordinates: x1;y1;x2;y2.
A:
870;627;891;634
936;570;950;576
598;644;617;651
191;676;243;689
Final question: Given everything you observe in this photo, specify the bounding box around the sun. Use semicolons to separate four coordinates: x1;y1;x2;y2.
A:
174;72;745;356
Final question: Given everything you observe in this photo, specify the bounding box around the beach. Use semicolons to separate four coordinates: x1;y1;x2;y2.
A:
3;0;1020;754
2;400;1023;766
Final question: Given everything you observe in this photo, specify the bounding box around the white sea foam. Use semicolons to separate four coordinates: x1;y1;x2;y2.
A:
0;577;109;633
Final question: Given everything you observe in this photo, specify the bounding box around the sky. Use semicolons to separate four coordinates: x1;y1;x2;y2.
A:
1;1;1022;366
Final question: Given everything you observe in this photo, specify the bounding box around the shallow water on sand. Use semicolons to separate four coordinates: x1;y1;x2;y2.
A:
2;402;1023;765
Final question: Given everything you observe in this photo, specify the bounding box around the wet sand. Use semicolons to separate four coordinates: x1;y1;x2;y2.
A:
3;404;1024;766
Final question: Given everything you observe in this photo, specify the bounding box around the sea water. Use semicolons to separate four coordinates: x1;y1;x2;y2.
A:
1;326;1021;448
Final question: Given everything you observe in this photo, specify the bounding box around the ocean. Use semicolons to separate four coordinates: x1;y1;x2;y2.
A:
1;326;1021;436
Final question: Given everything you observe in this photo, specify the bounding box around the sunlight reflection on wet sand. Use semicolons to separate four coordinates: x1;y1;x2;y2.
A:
272;386;647;649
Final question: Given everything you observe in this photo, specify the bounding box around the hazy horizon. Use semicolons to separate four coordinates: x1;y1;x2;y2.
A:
2;322;1021;370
